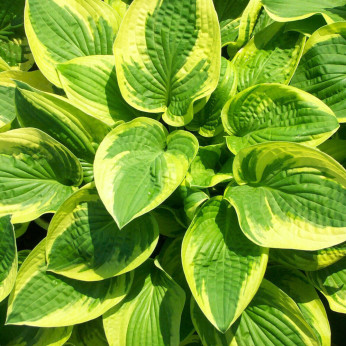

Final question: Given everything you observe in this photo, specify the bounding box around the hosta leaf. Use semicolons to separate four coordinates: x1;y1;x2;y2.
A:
25;0;121;86
306;257;346;313
191;280;318;345
319;139;346;167
105;0;132;20
0;0;34;71
233;22;305;92
0;128;83;223
67;317;108;346
271;242;346;271
0;57;10;72
57;55;146;126
284;14;327;36
182;197;268;332
152;206;186;238
158;237;195;342
6;240;133;327
262;0;346;22
291;22;346;122
14;222;30;238
0;70;52;132
222;83;339;154
227;0;262;56
0;298;72;346
103;259;185;346
187;58;237;138
266;266;330;346
15;82;110;164
185;145;234;189
212;0;248;47
94;117;198;228
46;185;159;281
114;0;221;126
0;38;33;72
225;142;346;250
0;216;16;303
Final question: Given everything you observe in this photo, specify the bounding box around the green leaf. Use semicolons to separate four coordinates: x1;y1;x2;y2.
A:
222;83;339;154
0;216;16;303
291;22;346;122
271;242;346;271
262;0;346;22
185;144;234;189
0;70;52;131
103;259;185;346
227;0;262;57
225;142;346;250
0;128;83;223
46;184;159;281
158;237;195;342
187;57;237;138
94;117;198;228
113;0;221;126
0;57;10;72
191;280;319;345
57;55;147;127
212;0;248;47
284;14;327;36
0;297;73;346
25;0;121;86
266;266;331;346
15;82;110;164
318;139;346;167
233;22;305;92
6;240;133;327
152;206;186;238
0;0;34;71
306;257;346;313
182;197;268;333
14;222;30;238
67;317;108;346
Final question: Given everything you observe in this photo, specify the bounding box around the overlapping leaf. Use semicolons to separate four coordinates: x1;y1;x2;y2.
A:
225;142;346;250
291;22;346;122
266;266;331;346
57;55;146;126
191;279;319;346
46;185;159;281
0;216;17;303
233;22;305;92
103;259;185;346
113;0;221;126
0;128;83;223
307;257;346;313
25;0;121;86
6;240;133;327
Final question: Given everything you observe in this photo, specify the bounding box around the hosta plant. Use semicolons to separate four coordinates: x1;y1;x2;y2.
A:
0;0;345;345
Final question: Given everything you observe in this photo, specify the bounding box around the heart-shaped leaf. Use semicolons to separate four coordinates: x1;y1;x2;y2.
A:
225;142;346;250
94;117;198;228
222;83;339;154
113;0;221;126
